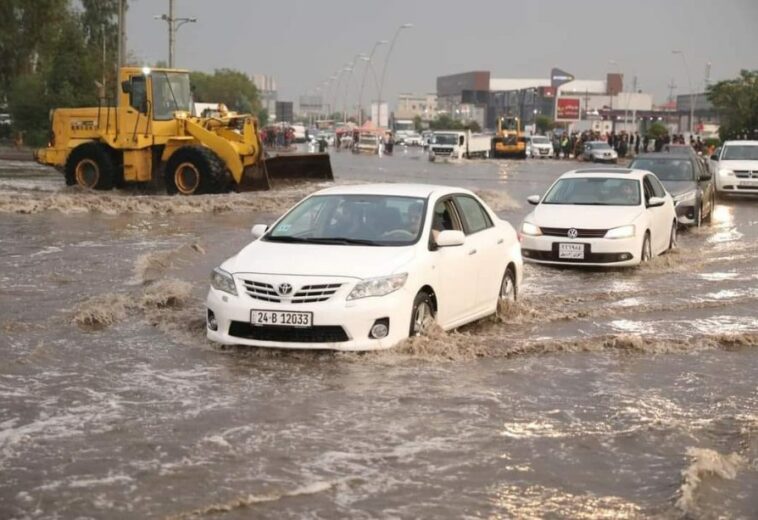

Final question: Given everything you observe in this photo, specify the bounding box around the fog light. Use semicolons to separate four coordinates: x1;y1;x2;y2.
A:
370;318;389;339
207;309;218;331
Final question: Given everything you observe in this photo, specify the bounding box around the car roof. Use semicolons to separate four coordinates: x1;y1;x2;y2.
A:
723;140;758;146
564;168;648;180
313;183;471;198
632;152;695;162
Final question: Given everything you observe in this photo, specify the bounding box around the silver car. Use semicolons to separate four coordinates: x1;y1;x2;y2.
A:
582;141;618;164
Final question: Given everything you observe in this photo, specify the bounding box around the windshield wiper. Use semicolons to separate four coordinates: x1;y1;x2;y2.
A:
305;237;379;246
265;236;379;246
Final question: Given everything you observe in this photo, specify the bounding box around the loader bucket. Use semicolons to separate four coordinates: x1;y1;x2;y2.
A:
264;152;334;182
236;162;272;191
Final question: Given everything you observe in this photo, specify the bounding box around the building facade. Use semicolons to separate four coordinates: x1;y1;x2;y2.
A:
394;93;438;121
252;74;278;118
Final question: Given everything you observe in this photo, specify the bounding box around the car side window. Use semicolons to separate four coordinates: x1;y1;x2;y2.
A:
642;178;653;204
430;198;463;248
454;195;493;235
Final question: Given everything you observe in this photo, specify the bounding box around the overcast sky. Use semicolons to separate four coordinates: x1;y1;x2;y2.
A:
127;0;758;107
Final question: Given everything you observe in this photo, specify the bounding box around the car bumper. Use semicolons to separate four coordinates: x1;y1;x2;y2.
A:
531;148;554;158
520;234;640;267
206;286;413;351
591;156;618;163
716;175;758;193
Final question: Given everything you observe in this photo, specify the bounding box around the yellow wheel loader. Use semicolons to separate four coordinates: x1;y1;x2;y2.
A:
492;116;527;159
35;67;333;194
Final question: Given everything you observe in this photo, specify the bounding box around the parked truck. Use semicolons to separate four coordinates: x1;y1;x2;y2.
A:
35;67;333;194
428;130;491;161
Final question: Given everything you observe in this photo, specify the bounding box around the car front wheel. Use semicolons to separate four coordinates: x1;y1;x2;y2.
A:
669;221;677;251
409;291;435;337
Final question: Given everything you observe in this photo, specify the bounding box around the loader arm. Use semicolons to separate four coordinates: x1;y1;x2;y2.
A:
182;117;261;184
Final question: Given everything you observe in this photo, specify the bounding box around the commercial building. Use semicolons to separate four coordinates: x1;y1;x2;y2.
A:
436;70;655;131
252;74;277;118
394;93;438;121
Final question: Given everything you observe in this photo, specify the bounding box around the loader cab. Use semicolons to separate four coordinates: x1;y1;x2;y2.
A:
119;67;192;134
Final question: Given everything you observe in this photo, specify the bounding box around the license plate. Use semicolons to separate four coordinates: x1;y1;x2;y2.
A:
251;310;312;327
740;180;758;188
559;243;585;259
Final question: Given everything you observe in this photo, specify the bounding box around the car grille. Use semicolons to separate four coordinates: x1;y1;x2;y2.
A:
539;227;608;238
240;279;342;304
734;171;755;178
241;280;281;302
432;147;453;154
228;322;349;343
292;284;342;303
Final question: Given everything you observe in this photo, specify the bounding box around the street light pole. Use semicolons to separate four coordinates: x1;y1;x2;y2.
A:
672;50;694;135
358;41;387;126
154;0;197;67
377;23;413;128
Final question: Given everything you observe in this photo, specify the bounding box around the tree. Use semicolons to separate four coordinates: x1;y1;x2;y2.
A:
190;69;261;115
646;121;668;140
707;70;758;140
535;115;554;134
413;115;422;132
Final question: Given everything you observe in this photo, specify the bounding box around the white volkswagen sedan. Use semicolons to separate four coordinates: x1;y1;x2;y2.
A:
520;168;677;267
206;184;523;351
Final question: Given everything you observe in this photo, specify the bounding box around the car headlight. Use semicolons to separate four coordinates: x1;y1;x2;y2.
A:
210;267;237;296
521;221;542;236
347;273;408;301
674;191;697;204
719;168;734;176
604;225;636;239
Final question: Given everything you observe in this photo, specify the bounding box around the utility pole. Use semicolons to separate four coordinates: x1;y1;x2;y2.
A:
667;78;677;104
117;0;126;69
155;0;197;68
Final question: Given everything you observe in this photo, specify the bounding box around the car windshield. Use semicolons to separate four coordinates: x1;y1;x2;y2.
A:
152;71;191;120
722;145;758;161
543;177;641;206
266;195;427;246
532;136;549;144
433;134;457;145
589;142;611;150
630;158;694;181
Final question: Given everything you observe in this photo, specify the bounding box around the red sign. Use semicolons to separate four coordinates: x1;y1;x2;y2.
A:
556;97;580;121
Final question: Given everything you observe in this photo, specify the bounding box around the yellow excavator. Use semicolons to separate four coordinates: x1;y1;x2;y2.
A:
35;67;333;194
491;116;527;159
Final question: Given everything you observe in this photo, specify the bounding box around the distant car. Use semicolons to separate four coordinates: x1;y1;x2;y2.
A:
520;168;677;267
527;135;554;158
290;124;306;143
711;140;758;195
403;133;423;147
421;130;433;149
0;113;13;126
355;133;380;154
206;184;523;351
581;141;618;163
630;151;715;227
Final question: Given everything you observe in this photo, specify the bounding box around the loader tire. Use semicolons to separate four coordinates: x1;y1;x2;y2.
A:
65;142;116;190
165;146;227;195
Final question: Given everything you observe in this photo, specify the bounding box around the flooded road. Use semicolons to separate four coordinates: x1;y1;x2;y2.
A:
1;149;757;519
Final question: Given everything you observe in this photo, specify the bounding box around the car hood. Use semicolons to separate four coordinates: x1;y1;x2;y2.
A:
661;180;698;197
530;204;642;229
718;160;758;171
225;240;417;280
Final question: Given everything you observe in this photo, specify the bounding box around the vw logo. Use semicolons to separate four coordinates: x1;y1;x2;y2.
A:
277;283;293;296
567;228;579;239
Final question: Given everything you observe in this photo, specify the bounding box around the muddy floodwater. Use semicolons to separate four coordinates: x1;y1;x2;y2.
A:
1;148;757;519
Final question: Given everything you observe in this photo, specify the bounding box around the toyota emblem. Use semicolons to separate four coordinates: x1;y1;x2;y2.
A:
277;283;293;296
567;228;578;239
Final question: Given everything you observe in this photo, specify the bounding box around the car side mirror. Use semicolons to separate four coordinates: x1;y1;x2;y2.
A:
710;154;719;161
647;196;665;208
251;224;268;238
435;230;465;247
700;172;712;181
527;195;541;205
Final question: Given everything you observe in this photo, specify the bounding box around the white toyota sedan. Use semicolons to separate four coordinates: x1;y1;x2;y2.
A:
206;184;523;351
520;168;677;267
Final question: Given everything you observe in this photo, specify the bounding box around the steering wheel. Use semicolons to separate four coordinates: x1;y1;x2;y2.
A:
381;229;415;240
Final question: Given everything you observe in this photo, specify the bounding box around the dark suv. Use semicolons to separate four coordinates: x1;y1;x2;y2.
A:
630;150;715;227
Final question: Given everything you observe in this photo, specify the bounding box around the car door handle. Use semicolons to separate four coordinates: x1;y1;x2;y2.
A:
497;238;504;244
468;248;477;255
